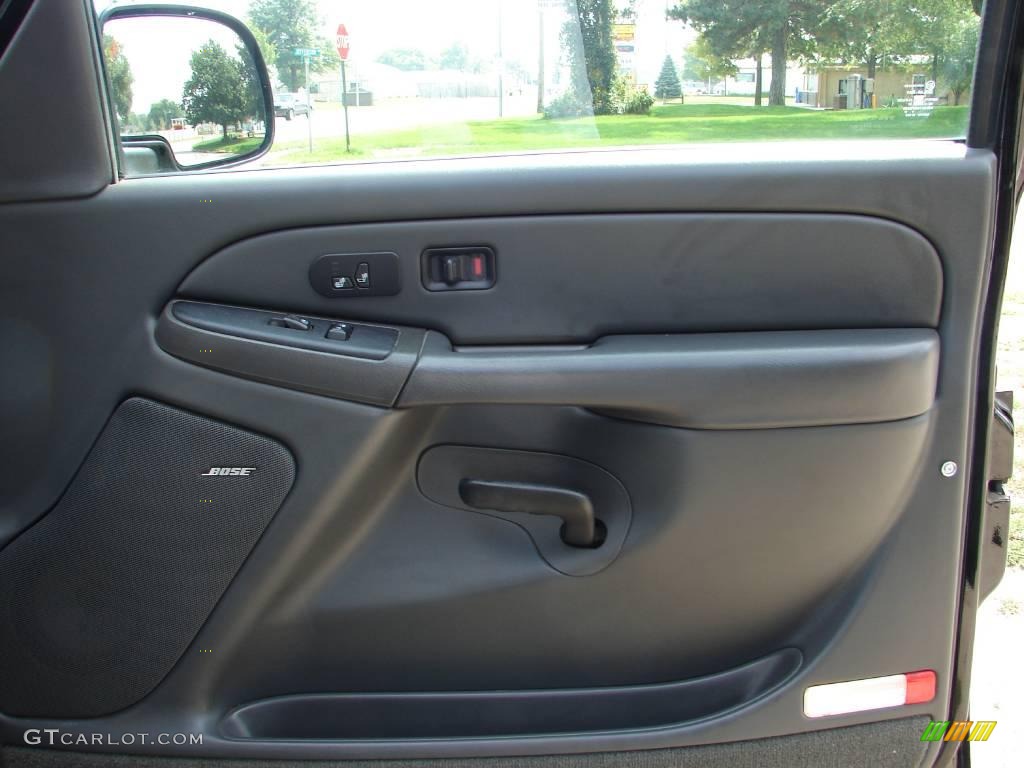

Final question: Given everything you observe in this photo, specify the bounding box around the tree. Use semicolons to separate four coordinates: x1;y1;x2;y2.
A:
654;55;682;101
377;48;431;71
249;25;279;72
939;16;979;105
103;35;133;126
815;1;898;78
911;0;978;84
440;42;470;71
815;0;977;84
561;0;618;114
670;1;835;106
182;40;260;139
249;0;338;91
147;98;183;131
816;0;932;78
682;38;737;85
125;112;150;133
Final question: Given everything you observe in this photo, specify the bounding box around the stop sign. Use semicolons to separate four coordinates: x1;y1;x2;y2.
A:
335;24;350;61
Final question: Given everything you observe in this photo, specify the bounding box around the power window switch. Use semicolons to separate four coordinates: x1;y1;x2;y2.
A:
269;314;312;331
326;322;353;341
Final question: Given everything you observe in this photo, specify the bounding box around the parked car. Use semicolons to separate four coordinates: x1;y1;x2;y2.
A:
273;92;311;120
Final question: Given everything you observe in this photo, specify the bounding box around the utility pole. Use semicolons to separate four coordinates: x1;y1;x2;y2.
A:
498;0;504;117
536;4;544;113
292;48;320;152
340;60;350;152
304;53;312;153
335;24;351;153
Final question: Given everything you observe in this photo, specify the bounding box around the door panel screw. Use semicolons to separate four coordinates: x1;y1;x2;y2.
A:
940;461;958;478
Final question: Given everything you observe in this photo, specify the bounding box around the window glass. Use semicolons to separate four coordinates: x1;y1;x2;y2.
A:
96;0;982;170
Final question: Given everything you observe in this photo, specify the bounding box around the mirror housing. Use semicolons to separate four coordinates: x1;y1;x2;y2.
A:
99;3;275;174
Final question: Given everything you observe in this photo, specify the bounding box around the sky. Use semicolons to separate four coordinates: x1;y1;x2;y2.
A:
104;15;247;115
96;0;691;113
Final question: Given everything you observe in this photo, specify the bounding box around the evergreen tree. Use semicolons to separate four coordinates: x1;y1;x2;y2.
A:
654;55;682;101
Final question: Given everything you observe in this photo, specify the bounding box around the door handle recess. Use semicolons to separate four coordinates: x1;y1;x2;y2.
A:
420;446;630;576
458;479;602;548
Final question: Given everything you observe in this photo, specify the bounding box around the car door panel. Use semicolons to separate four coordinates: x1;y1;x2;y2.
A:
0;149;988;766
0;0;1013;766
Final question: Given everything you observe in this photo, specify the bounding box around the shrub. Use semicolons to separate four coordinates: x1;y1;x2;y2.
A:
623;89;654;115
544;78;653;119
544;91;592;119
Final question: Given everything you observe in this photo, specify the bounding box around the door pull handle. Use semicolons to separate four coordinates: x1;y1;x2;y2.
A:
458;479;603;548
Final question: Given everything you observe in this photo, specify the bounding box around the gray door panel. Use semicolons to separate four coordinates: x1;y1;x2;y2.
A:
0;148;993;768
0;2;1007;765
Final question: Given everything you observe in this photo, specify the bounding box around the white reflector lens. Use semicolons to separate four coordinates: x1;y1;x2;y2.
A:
804;674;909;718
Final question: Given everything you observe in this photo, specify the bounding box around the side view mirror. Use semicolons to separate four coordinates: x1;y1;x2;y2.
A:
99;3;275;175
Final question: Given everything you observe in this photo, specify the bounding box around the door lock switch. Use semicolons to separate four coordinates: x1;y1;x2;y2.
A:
268;314;312;331
326;322;353;341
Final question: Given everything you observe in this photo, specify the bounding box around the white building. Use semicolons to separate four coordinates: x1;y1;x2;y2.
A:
712;56;810;98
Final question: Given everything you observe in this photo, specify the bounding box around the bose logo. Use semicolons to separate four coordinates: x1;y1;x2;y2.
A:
201;467;256;476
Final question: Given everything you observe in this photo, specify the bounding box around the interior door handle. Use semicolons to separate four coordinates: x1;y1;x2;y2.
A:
458;479;599;548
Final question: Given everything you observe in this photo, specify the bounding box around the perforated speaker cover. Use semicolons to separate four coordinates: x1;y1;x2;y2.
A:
0;397;295;717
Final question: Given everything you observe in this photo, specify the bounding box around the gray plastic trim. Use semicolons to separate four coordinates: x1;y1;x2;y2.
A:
219;648;801;739
156;302;425;406
178;213;944;345
171;301;399;360
123;146;163;176
400;329;940;429
0;0;114;202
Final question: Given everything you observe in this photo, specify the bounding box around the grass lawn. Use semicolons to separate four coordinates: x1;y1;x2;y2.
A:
193;135;263;154
266;103;970;165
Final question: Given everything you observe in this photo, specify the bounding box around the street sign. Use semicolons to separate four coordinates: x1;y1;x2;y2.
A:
293;47;320;57
336;24;350;61
612;23;635;41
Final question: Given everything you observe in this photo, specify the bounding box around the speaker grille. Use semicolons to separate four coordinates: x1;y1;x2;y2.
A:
0;398;295;717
